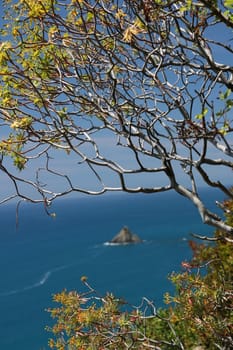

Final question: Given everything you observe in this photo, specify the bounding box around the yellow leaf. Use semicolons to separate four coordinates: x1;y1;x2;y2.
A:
115;9;126;20
10;117;32;129
134;17;146;30
123;26;141;42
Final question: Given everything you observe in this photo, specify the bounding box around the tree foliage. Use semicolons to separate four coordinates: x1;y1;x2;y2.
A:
1;0;233;233
47;196;233;350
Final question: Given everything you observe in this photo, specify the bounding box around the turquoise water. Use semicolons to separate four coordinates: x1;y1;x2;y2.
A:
0;189;222;349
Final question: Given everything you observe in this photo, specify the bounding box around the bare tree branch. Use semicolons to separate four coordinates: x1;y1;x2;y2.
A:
0;0;233;233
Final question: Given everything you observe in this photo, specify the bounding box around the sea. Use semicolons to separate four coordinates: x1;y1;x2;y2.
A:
0;188;225;349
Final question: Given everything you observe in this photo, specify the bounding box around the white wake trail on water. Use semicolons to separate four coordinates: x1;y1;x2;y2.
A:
0;263;72;297
1;247;107;297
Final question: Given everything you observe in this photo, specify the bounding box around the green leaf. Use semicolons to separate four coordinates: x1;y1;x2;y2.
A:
226;99;233;108
13;155;27;170
58;108;68;119
224;0;233;8
195;108;208;119
219;89;231;100
86;12;94;22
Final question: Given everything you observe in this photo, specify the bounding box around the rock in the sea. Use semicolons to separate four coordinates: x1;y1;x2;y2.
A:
110;226;142;244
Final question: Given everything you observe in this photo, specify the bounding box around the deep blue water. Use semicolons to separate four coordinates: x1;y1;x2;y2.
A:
0;189;224;349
